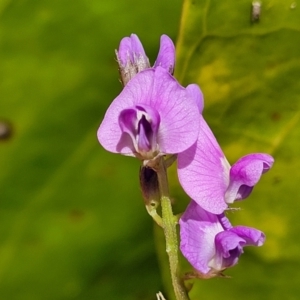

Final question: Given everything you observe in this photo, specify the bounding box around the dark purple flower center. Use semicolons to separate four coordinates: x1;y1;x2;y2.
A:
118;105;160;159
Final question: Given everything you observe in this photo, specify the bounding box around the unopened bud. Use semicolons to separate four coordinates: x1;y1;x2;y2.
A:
139;166;160;207
116;34;150;86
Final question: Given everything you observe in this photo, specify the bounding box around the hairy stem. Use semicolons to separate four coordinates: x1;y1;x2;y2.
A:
156;157;189;300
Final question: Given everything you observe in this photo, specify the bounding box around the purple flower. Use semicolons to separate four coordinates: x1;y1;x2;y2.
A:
177;88;274;214
97;67;201;161
179;200;265;277
116;34;175;85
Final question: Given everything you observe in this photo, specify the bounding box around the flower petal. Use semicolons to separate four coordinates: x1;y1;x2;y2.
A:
98;67;200;156
212;230;244;270
186;84;204;114
154;35;175;74
118;105;161;156
180;201;224;274
97;69;154;155
212;226;265;271
225;153;274;203
177;116;229;214
230;226;265;246
147;67;201;154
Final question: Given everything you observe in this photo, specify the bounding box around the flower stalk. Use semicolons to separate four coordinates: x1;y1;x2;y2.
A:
156;157;190;300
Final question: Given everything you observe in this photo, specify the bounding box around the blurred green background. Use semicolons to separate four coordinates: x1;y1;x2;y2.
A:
0;0;181;299
1;0;300;299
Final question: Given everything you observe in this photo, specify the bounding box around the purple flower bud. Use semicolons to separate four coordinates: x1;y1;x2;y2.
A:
179;201;265;276
116;34;150;86
139;166;159;206
115;34;175;86
154;35;175;74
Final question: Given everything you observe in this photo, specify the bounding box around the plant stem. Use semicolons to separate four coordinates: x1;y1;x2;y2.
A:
156;157;189;300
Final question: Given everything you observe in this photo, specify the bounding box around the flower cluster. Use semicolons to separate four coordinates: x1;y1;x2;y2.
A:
97;34;274;278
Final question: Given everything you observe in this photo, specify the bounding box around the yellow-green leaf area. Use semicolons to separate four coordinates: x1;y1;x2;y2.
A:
164;0;300;299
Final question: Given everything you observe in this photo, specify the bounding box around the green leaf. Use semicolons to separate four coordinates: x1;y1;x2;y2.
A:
0;0;182;299
160;0;300;299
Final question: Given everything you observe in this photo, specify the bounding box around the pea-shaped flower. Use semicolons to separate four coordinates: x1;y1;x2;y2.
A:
179;200;265;277
97;67;201;162
177;87;274;214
